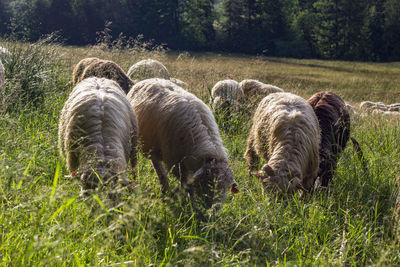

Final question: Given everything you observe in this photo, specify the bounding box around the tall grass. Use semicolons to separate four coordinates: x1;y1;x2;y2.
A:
0;38;399;265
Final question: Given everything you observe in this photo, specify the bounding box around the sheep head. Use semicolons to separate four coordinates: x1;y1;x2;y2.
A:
255;164;305;193
187;158;239;210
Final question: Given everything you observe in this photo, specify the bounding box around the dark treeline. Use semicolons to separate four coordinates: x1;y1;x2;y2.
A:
0;0;400;61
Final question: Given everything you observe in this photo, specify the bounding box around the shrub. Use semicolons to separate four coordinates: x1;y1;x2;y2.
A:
0;34;67;113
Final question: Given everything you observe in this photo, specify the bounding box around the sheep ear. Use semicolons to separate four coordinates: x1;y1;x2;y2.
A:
262;164;275;176
255;170;265;179
292;177;306;192
230;182;240;194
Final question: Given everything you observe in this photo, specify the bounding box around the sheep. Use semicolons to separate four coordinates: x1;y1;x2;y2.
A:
244;92;320;193
239;79;283;98
170;77;188;89
59;77;138;190
210;79;245;112
72;57;99;85
0;59;4;90
345;103;355;117
72;58;134;94
359;101;387;113
307;92;351;187
127;78;239;209
372;109;400;117
127;59;170;83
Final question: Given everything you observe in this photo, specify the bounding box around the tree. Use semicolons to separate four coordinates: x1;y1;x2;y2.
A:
383;0;400;60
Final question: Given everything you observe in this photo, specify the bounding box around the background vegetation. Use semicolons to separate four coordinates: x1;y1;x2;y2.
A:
1;0;400;61
0;37;400;265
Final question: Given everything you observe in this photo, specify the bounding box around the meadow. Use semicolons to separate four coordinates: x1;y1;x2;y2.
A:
1;37;400;266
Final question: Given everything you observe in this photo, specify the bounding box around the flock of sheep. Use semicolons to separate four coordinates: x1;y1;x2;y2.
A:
0;46;392;210
55;56;366;211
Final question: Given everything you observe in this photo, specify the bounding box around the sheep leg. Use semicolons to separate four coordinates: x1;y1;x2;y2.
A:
244;137;260;173
151;159;169;193
129;143;137;177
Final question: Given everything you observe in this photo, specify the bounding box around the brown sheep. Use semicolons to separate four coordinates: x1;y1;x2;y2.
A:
307;91;350;187
72;57;133;93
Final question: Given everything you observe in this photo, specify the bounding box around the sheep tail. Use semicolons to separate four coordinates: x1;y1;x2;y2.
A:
351;137;367;171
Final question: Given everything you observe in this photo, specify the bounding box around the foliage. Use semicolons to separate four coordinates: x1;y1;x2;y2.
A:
0;0;399;60
0;34;68;112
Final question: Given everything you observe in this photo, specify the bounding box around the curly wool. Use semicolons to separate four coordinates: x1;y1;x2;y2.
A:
59;77;138;189
127;78;237;208
210;79;245;111
307;91;350;187
72;58;134;93
244;92;320;193
239;79;283;108
127;59;170;82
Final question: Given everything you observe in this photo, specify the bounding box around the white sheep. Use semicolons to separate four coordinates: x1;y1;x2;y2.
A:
244;92;320;193
0;46;10;61
170;77;188;89
127;59;170;83
345;102;355;117
388;103;400;112
0;59;4;90
59;77;138;189
372;109;400;117
127;78;239;209
210;79;245;111
359;101;387;112
239;79;283;98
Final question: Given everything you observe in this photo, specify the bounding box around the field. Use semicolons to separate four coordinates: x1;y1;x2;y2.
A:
1;38;400;266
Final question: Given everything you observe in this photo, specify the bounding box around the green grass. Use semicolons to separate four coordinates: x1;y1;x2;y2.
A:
1;39;400;266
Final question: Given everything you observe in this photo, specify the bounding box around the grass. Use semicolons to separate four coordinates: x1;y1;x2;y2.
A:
0;38;400;266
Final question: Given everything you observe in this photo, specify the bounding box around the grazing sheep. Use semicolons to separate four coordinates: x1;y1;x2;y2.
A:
239;79;283;98
359;100;400;115
388;103;400;112
59;77;138;189
372;109;400;117
244;92;320;193
127;78;239;209
359;101;387;112
307;92;350;187
127;59;170;82
210;79;245;112
72;57;99;85
73;58;134;93
345;103;355;117
0;59;4;90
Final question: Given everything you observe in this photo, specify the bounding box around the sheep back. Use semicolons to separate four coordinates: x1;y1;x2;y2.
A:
211;79;244;103
127;59;170;82
72;57;99;85
244;92;320;193
73;58;133;94
59;77;138;189
240;79;283;98
307;91;350;187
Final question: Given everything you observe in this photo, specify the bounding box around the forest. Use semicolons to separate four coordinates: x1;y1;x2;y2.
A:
0;0;400;61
